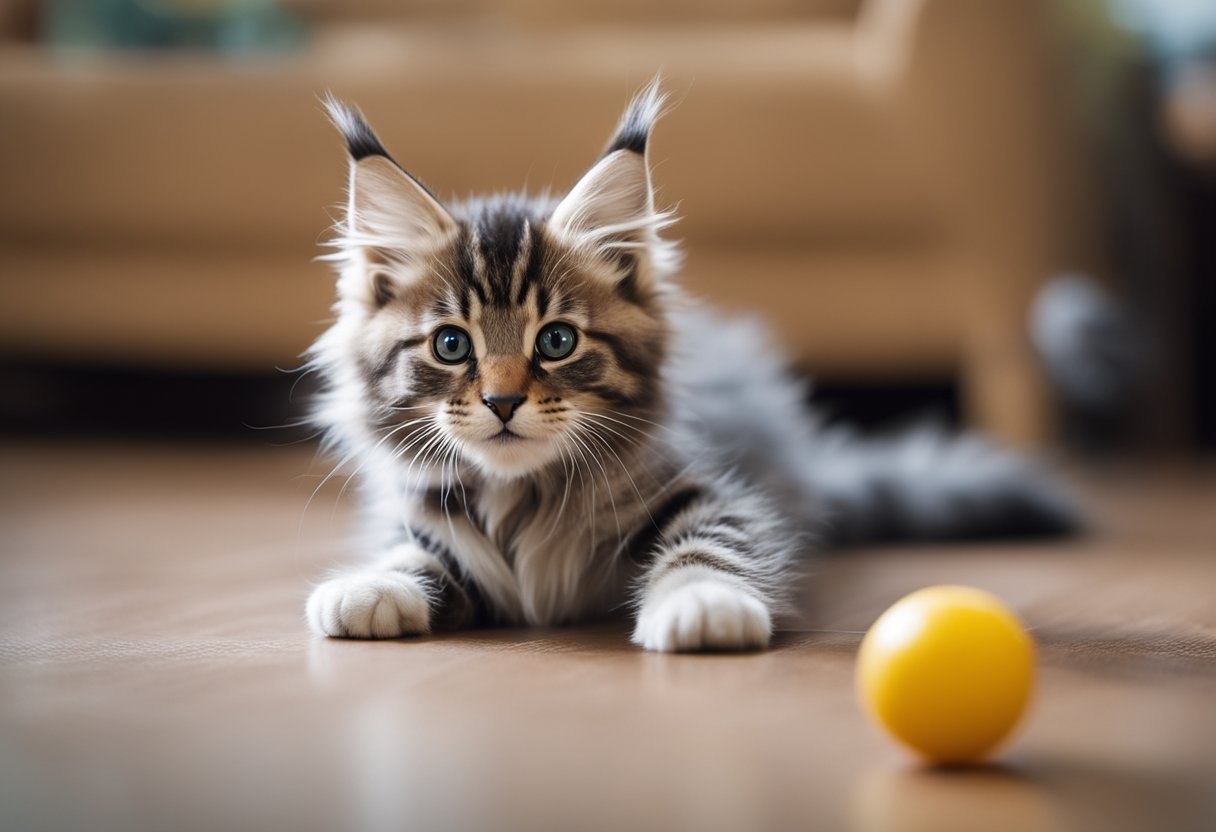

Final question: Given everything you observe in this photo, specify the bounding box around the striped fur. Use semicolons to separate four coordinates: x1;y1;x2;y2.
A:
304;81;1077;651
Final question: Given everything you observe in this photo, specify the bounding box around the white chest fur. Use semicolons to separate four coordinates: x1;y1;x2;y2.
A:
404;475;633;626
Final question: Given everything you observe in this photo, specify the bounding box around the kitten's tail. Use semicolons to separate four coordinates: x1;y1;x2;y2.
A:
802;424;1080;545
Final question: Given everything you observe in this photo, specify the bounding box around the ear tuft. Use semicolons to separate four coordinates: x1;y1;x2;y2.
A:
323;94;394;162
322;98;459;305
547;78;678;279
549;78;669;248
602;76;666;157
322;98;456;248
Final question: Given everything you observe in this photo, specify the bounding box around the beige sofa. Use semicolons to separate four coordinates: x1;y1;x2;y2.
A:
0;0;1094;445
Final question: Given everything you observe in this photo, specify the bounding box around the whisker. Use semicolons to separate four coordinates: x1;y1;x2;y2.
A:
577;413;681;490
538;433;578;546
332;417;434;518
402;424;451;487
572;415;657;541
566;421;623;544
604;408;683;437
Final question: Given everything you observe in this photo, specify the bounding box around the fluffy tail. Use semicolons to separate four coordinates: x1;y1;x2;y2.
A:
669;308;1080;546
802;424;1080;545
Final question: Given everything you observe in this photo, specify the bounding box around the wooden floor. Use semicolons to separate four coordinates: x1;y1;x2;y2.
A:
1;442;1213;832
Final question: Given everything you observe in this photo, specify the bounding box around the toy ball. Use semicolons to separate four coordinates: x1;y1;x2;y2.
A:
857;585;1035;764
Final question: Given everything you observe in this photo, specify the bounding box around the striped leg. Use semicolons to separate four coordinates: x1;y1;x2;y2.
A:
630;486;785;652
306;530;480;638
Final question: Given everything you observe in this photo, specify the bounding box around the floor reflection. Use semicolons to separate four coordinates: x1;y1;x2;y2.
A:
851;763;1061;832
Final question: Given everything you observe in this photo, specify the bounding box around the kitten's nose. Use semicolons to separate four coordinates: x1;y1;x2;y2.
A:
482;393;525;423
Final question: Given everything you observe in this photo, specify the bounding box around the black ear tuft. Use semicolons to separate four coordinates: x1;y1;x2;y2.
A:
322;94;392;162
603;77;666;157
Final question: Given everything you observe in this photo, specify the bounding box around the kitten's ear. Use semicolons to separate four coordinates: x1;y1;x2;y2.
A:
324;96;457;255
347;156;457;245
548;80;672;265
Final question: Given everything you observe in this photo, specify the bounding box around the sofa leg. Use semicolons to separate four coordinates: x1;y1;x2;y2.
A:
960;336;1053;449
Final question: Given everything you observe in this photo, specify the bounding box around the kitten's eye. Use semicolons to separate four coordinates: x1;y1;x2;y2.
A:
432;326;472;364
536;322;577;360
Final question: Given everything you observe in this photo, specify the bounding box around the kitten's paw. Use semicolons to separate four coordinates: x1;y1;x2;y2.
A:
306;571;431;639
632;576;772;653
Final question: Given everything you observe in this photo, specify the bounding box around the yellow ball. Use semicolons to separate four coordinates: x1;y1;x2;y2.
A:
857;585;1035;764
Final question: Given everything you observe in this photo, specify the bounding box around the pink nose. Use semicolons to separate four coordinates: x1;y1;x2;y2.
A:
482;393;525;423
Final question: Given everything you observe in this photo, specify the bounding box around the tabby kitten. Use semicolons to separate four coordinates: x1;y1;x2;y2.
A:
305;82;1074;651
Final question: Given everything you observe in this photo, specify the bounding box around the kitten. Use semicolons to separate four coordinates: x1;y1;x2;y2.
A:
304;81;1075;652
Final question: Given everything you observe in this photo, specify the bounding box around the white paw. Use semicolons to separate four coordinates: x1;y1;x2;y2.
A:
306;571;431;639
632;577;772;653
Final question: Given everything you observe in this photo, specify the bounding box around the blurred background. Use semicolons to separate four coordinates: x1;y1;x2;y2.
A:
0;0;1213;457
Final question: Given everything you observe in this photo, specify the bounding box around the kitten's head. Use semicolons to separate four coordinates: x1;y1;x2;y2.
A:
313;82;678;481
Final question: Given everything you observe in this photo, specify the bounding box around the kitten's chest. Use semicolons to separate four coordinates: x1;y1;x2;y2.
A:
470;482;626;625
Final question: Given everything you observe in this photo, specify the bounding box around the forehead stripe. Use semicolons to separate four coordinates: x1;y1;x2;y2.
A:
474;210;527;306
515;225;546;307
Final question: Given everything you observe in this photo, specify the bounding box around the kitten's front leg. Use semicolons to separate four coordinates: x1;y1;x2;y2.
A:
631;486;787;652
306;532;477;639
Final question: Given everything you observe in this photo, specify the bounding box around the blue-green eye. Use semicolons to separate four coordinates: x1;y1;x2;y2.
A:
536;322;577;360
432;326;472;364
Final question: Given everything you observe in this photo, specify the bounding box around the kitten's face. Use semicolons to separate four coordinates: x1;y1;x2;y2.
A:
319;83;673;481
356;214;665;480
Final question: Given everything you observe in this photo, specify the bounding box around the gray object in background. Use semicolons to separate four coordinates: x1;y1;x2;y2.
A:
1031;274;1144;449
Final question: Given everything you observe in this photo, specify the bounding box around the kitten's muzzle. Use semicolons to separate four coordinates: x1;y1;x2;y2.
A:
482;393;525;423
